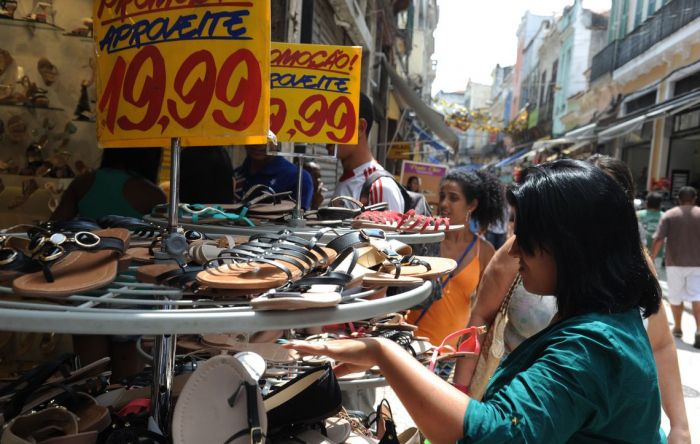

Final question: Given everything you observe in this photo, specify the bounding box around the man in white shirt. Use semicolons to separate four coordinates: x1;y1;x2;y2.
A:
328;93;405;212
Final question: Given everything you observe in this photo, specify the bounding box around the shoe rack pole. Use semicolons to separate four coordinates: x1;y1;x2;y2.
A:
149;137;181;435
167;137;181;231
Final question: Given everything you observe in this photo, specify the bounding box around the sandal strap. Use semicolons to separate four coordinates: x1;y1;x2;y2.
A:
35;234;125;283
225;381;264;444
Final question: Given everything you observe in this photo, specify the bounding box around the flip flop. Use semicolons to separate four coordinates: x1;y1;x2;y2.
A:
12;228;129;298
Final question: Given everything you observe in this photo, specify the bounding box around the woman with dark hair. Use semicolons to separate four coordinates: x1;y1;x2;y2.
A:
406;169;505;346
454;155;690;443
51;147;165;221
287;160;665;443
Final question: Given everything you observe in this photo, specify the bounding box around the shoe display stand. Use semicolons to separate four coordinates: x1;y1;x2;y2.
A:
0;140;438;435
0;266;432;433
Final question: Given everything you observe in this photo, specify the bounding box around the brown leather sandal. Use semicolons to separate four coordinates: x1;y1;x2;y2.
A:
12;228;129;298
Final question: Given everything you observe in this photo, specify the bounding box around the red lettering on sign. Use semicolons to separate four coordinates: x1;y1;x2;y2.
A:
117;45;166;131
167;50;216;128
213;49;262;131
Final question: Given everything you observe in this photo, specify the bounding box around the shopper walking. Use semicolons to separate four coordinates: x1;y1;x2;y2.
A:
406;169;504;346
638;192;664;249
328;93;404;212
287;160;665;443
652;186;700;348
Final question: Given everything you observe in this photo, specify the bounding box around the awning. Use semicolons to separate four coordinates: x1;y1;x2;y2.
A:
562;141;594;157
597;90;700;142
531;138;573;151
564;123;597;140
494;147;531;168
384;60;459;149
411;123;450;152
597;115;645;142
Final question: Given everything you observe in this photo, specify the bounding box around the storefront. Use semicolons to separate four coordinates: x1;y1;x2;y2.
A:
667;106;700;196
620;122;653;195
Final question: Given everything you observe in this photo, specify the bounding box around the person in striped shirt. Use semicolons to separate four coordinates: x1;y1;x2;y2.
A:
328;93;405;213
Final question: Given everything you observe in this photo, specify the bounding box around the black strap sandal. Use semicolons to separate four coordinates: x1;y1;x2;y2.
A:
27;230;126;283
225;381;265;444
317;196;388;220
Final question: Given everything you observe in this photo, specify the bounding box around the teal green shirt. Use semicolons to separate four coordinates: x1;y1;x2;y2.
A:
78;168;143;220
460;309;665;443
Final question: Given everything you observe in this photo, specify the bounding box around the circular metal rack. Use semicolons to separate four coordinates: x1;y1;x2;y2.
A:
144;216;445;246
0;271;432;335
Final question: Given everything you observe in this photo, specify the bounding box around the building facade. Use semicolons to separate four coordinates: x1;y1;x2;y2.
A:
590;0;700;195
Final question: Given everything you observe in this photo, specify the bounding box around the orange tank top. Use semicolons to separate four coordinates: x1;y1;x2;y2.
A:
407;239;481;346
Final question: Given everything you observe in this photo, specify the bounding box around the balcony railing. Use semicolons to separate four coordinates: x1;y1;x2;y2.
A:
590;0;700;82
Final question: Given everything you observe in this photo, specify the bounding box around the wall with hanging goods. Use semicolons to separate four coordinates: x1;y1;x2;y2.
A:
0;0;97;226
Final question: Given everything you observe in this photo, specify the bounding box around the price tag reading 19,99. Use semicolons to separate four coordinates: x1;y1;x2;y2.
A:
269;42;362;145
93;0;271;147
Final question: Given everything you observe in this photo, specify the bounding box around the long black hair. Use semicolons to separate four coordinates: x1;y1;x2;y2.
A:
507;159;661;319
100;147;162;184
442;169;505;229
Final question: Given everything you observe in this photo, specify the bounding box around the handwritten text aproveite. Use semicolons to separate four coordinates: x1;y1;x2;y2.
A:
270;42;362;144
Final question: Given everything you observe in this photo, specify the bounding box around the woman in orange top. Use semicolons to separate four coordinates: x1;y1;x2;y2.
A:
408;169;505;346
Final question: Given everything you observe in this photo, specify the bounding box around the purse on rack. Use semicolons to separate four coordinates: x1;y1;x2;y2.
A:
468;273;521;401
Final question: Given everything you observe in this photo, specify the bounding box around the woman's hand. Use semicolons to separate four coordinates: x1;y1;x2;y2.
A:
283;337;384;370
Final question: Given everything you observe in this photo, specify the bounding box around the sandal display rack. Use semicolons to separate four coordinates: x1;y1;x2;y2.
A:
0;139;441;436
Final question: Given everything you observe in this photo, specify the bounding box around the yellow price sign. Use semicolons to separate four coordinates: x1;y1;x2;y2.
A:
269;42;362;144
94;0;270;147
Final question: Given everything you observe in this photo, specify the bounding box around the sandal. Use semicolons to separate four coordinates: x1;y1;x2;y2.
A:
231;185;297;217
37;57;59;86
12;228;129;297
427;326;486;373
315;196;387;221
151;203;254;226
196;230;336;291
172;355;267;444
352;209;463;233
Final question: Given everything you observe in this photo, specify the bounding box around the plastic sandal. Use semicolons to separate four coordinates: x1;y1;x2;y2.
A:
427;326;487;373
352;209;464;233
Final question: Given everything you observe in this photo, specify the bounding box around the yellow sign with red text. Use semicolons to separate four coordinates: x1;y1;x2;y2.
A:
270;42;361;144
94;0;270;147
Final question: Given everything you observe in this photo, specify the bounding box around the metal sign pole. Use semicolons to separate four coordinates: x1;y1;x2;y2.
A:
150;137;183;435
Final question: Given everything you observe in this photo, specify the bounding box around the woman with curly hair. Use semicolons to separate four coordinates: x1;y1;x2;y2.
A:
407;169;505;345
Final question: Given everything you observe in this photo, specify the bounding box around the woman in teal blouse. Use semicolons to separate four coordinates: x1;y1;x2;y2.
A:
287;160;665;443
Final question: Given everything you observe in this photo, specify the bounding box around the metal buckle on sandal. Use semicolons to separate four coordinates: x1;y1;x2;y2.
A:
47;231;100;248
37;244;64;262
184;230;205;241
360;228;386;240
28;235;47;254
250;427;263;444
0;247;18;265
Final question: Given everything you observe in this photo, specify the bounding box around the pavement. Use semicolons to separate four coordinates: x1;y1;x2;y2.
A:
375;278;700;441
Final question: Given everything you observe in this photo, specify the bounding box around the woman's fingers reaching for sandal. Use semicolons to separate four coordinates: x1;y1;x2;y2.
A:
282;338;383;369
